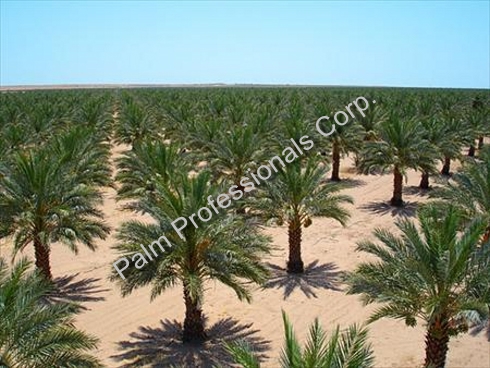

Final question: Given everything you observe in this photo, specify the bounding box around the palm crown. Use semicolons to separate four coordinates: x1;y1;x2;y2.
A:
0;257;102;367
346;205;490;368
225;311;374;368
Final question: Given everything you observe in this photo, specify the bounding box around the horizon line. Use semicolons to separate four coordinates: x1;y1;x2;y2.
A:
1;83;489;92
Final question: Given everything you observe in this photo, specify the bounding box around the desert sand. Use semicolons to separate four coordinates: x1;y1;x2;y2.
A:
3;143;489;368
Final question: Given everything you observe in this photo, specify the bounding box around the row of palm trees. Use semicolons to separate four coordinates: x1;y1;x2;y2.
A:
0;87;489;367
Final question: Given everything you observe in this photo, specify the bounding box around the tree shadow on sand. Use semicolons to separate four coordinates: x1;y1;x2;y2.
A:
403;185;433;197
111;317;271;367
263;260;343;300
45;274;109;310
360;201;418;218
338;178;367;188
470;321;490;342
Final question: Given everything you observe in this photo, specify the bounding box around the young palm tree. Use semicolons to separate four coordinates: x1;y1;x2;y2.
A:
111;171;270;343
417;117;461;189
0;129;110;280
203;124;271;215
346;205;490;368
358;113;436;206
438;117;468;176
436;95;468;176
225;311;374;368
328;122;364;181
0;257;102;367
354;97;387;142
116;139;185;204
113;98;158;149
253;157;352;273
432;147;490;242
75;96;114;140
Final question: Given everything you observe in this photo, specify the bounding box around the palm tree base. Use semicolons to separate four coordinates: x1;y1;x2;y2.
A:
182;329;207;344
287;260;304;273
182;316;207;343
419;173;431;190
390;197;404;207
441;157;451;176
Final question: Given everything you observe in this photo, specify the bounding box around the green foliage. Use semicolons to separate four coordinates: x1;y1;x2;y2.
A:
252;157;352;228
0;257;102;368
346;205;490;333
111;170;270;303
0;127;110;268
431;147;490;231
225;311;374;368
358;112;437;176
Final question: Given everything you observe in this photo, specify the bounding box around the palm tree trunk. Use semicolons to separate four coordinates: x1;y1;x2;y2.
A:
483;226;490;243
390;166;404;207
182;285;206;343
424;316;450;368
34;236;52;280
236;183;246;214
478;136;484;150
441;156;451;176
331;141;341;181
468;145;475;157
287;219;304;273
419;172;430;189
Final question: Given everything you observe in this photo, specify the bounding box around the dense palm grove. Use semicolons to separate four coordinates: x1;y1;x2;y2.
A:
0;87;489;367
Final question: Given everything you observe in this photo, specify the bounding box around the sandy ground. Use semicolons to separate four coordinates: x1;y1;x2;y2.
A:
2;144;489;368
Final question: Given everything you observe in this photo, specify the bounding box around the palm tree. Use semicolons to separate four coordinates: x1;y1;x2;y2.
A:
354;97;387;142
432;147;490;242
0;257;102;367
358;113;436;206
111;170;270;343
346;205;490;368
252;157;352;273
225;311;374;368
438;117;468;176
113;98;158;149
328;122;364;181
0;129;110;280
203;124;271;214
417;117;462;189
75;95;114;140
437;95;467;176
116;139;185;204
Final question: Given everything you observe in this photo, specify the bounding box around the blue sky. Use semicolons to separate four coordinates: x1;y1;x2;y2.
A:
1;1;489;88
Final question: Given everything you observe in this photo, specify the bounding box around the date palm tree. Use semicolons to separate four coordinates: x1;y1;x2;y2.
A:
417;117;462;189
346;205;490;368
206;124;269;187
114;98;158;149
0;128;111;280
0;257;102;367
432;147;490;242
438;117;468;176
225;311;374;368
328;122;364;181
358;113;436;206
252;157;352;273
111;170;270;343
116;139;185;204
